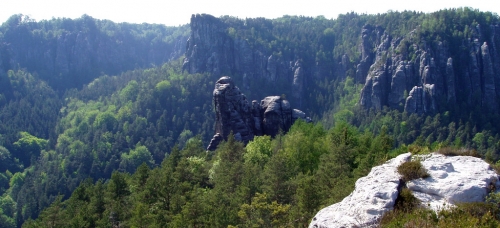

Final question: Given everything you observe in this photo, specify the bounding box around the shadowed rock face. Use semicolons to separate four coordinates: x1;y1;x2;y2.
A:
184;14;500;117
260;96;293;136
207;76;310;151
0;16;187;91
212;76;255;145
182;14;306;108
357;24;500;115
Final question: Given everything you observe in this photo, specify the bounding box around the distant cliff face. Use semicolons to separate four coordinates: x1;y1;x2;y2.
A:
358;24;500;114
0;15;188;90
183;14;284;80
183;14;234;76
207;76;310;151
184;14;500;117
182;14;305;107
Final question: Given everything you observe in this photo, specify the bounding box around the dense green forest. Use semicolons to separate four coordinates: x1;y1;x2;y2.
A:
1;8;500;227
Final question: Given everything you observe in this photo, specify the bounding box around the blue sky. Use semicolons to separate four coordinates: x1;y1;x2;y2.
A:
1;0;498;26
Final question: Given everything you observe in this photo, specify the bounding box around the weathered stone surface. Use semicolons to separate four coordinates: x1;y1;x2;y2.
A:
359;66;389;110
408;154;500;212
388;62;407;108
420;52;435;85
292;109;306;120
206;133;223;151
182;14;500;117
309;153;500;228
183;14;234;75
359;32;395;111
423;83;436;113
267;55;278;81
491;25;500;99
260;96;293;137
183;14;308;103
469;38;483;98
212;76;254;145
355;25;383;83
357;23;500;115
208;77;309;151
309;153;411;228
292;61;304;108
359;73;374;109
481;42;498;112
445;57;456;103
405;86;422;114
251;100;263;136
404;85;437;114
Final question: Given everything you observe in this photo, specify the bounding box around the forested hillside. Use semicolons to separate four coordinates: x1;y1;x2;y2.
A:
1;8;500;227
0;14;189;90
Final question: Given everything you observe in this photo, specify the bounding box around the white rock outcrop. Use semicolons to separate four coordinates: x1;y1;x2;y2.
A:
408;154;500;212
309;153;411;228
309;152;500;228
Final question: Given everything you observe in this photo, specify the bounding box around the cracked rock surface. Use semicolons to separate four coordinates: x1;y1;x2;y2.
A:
309;152;500;228
408;154;500;212
309;153;411;228
207;76;310;151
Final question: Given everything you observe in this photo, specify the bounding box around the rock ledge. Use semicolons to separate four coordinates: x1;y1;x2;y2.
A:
309;152;500;228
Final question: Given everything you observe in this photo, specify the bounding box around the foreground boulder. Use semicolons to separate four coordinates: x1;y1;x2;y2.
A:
207;76;310;151
309;153;410;228
408;154;499;212
309;152;500;228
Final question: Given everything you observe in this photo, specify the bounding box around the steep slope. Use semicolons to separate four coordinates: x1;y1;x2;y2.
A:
207;76;310;150
358;21;500;115
0;14;189;90
180;10;500;125
181;14;341;111
9;62;218;224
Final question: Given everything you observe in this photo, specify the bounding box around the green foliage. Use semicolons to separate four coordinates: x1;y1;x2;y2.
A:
0;146;21;174
3;8;500;227
0;213;15;228
394;188;420;213
13;132;48;164
397;160;430;182
24;118;405;227
120;143;154;173
437;147;481;158
0;195;16;228
119;80;139;103
109;171;130;200
381;201;500;227
155;80;172;93
0;15;190;91
237;193;290;227
283;120;327;173
244;135;272;165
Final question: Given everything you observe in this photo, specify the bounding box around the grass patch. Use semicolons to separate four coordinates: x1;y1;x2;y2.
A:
437;147;481;158
379;208;437;227
380;202;500;227
397;160;430;182
408;144;431;154
394;188;420;212
490;162;500;174
380;188;427;226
